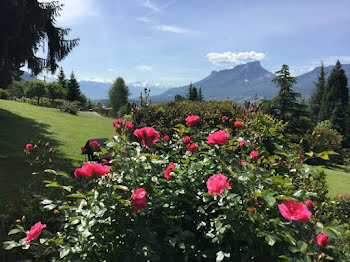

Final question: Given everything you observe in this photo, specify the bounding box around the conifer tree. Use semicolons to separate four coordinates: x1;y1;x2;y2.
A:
191;86;198;101
319;60;349;122
57;67;67;90
198;88;204;102
309;62;326;123
67;72;81;101
270;64;311;137
187;83;193;100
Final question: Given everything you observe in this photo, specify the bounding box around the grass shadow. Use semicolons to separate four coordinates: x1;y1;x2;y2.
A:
0;108;76;201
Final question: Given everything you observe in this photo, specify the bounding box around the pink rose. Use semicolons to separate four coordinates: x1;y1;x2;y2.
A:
249;151;258;158
164;163;176;179
234;121;243;128
183;136;192;144
164;135;170;141
186;115;200;127
24;222;46;242
222;116;228;121
339;194;343;199
91;140;99;149
187;143;197;152
74;163;110;178
132;188;147;212
306;200;315;208
113;119;125;129
249;107;254;111
53;209;60;215
240;140;246;146
206;173;231;195
207;130;230;145
316;234;329;247
134;127;160;147
125;121;133;130
278;200;312;222
26;144;33;150
239;159;246;164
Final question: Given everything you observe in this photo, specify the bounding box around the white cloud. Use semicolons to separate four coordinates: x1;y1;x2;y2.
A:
83;77;113;83
320;56;350;66
137;16;150;23
39;0;97;25
206;51;266;68
138;65;153;72
141;0;160;12
154;25;191;34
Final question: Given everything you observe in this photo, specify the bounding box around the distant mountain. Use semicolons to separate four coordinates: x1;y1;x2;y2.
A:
151;61;277;103
79;80;172;100
20;72;37;82
294;64;350;95
150;61;350;103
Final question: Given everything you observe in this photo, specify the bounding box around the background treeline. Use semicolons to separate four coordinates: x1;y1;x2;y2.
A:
261;60;349;164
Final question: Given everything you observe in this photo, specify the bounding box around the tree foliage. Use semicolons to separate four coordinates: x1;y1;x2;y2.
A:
0;0;79;89
24;80;47;105
67;72;81;102
109;77;129;116
309;62;326;123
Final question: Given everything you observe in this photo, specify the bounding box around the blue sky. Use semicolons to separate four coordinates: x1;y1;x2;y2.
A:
40;0;350;85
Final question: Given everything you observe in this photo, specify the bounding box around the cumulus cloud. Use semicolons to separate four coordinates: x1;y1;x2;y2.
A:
206;51;266;68
154;25;191;34
39;0;97;25
138;65;153;72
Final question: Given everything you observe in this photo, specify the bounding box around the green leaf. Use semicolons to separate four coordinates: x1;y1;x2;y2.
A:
41;199;53;205
8;229;22;235
216;251;230;262
278;255;292;261
263;191;276;206
297;240;308;254
3;241;19;250
113;185;129;191
59;205;70;210
67;191;86;198
265;235;276;246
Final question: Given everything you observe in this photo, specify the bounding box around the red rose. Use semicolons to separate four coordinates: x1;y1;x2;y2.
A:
164;163;176;179
278;200;312;222
132;188;147;212
125;121;133;130
316;234;329;247
74;163;110;178
240;140;246;146
81;146;86;153
207;130;230;145
183;136;192;144
239;159;246;164
206;173;231;195
234;121;243;128
186;115;200;127
113;119;125;129
134;127;160;147
164;135;170;141
222;116;228;121
249;107;254;111
249;151;258;158
26;144;33;150
187;143;197;152
91;140;99;149
24;222;46;242
306;200;315;208
124;151;129;157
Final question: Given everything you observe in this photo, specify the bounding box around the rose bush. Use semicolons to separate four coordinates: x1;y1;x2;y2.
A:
3;102;348;261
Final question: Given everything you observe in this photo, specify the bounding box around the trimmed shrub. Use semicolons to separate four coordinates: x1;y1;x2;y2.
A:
60;101;78;115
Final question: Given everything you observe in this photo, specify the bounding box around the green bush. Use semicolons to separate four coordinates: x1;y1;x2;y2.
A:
59;101;78;115
0;88;9;99
4;102;347;261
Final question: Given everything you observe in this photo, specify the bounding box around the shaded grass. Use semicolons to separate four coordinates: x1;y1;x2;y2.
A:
0;99;114;200
324;165;350;198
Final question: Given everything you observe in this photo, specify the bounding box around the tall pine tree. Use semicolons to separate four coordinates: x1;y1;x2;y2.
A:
187;83;193;100
270;64;311;137
309;62;326;123
198;88;204;102
57;67;67;90
67;72;81;101
318;60;349;144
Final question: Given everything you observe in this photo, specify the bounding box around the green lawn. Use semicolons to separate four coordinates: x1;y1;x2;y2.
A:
324;165;350;198
0;99;114;200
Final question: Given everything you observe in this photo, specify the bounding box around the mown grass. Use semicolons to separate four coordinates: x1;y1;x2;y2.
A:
324;165;350;198
0;99;114;200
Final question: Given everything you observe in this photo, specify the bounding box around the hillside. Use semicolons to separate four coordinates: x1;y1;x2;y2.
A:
150;62;350;103
0;100;114;200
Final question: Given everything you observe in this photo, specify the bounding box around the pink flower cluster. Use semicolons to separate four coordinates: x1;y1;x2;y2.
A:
74;163;110;178
132;188;147;212
134;127;160;147
206;173;231;195
186;115;200;127
207;130;230;145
